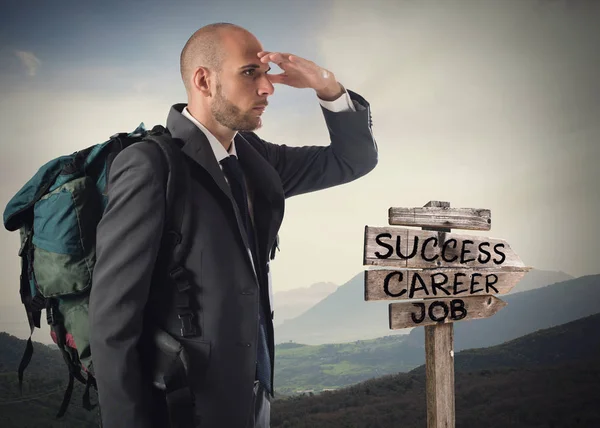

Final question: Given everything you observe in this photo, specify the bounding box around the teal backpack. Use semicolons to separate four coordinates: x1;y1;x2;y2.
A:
2;123;194;420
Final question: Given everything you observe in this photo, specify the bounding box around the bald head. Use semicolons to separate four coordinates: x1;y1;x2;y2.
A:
180;23;253;94
180;23;273;139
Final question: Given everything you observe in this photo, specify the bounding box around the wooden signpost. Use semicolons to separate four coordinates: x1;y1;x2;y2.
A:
363;201;531;428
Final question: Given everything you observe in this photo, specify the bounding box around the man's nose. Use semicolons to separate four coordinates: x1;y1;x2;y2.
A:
258;75;275;96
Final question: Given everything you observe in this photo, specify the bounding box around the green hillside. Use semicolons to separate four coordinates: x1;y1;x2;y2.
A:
275;335;420;394
271;313;600;427
2;282;599;426
274;274;600;394
412;309;600;375
0;333;100;427
274;269;575;345
406;273;600;352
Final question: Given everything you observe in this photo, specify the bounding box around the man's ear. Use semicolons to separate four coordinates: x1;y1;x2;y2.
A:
192;66;212;97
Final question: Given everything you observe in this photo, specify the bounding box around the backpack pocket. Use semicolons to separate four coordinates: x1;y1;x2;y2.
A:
31;175;102;297
60;296;93;371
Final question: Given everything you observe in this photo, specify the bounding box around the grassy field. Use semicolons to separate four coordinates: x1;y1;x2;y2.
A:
273;334;421;395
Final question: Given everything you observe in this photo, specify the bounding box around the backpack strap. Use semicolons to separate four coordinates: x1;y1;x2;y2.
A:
143;127;197;428
143;127;196;337
16;227;47;394
46;297;96;417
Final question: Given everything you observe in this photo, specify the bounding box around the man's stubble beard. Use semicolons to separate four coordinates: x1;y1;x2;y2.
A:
211;78;261;132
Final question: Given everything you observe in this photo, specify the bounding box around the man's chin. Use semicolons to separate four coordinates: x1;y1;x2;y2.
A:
236;118;262;132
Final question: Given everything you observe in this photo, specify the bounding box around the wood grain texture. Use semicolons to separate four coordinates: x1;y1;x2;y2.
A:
426;323;455;428
388;295;507;329
388;207;491;231
364;267;530;301
424;201;455;428
363;226;526;269
425;201;450;208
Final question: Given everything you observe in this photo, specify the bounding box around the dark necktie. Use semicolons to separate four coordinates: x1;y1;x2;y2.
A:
220;155;271;393
220;155;256;255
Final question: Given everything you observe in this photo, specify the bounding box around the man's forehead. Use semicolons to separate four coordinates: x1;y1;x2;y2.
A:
222;42;269;71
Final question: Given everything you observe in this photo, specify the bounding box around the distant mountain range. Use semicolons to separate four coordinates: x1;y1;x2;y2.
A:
273;281;338;326
274;268;574;345
505;268;572;293
271;312;600;428
0;269;574;346
405;273;600;352
0;272;597;427
273;273;599;393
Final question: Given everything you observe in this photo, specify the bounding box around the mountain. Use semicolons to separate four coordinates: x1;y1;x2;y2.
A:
413;311;600;374
273;282;338;327
2;307;599;427
273;273;600;393
505;268;573;294
0;332;99;427
271;313;600;428
275;272;405;345
0;304;54;345
0;332;63;375
274;268;579;345
405;273;600;352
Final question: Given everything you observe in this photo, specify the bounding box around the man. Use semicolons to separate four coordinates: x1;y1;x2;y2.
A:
89;22;377;428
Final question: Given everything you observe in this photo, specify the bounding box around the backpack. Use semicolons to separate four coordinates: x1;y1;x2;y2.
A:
2;123;196;422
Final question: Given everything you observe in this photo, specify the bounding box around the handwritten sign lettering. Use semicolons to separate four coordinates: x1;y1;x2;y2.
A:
364;226;525;269
410;299;467;323
389;296;507;329
364;268;529;301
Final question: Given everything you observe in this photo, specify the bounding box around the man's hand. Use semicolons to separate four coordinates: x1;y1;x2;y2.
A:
258;51;345;101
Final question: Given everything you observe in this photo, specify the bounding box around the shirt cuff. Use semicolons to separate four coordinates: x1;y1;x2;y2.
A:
318;88;356;112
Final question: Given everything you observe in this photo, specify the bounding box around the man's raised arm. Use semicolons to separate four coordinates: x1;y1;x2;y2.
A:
253;51;378;197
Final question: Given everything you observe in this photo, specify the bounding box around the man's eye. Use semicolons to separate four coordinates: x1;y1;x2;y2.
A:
243;68;271;76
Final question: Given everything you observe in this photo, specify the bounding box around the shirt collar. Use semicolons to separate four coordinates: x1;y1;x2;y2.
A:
181;106;237;162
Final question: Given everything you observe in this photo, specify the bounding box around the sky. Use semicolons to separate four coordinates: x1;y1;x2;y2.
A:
0;0;599;341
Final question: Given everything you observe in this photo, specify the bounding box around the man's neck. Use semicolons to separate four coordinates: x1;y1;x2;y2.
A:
187;104;236;151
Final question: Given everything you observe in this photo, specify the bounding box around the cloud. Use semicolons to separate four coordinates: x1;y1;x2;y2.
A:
15;50;41;76
288;0;600;282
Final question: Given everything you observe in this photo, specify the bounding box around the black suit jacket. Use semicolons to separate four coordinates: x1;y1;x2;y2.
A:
89;89;378;427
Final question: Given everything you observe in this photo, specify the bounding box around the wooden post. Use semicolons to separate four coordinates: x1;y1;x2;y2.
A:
423;201;455;428
363;199;531;428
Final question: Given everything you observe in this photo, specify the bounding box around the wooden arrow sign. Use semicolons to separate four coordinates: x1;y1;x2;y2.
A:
388;207;491;231
389;295;507;329
364;267;530;301
364;226;526;269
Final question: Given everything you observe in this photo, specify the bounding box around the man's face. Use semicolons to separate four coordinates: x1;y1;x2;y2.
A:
209;32;274;132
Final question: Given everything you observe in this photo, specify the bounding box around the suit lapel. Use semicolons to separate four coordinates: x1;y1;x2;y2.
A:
235;133;284;266
166;105;254;266
166;104;284;271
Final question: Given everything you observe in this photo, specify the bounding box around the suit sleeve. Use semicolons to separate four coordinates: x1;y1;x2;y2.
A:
89;143;166;428
257;89;378;198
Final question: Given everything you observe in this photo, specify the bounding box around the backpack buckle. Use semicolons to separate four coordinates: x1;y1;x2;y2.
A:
170;266;191;293
46;305;59;326
178;311;197;337
19;230;32;257
29;293;46;312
